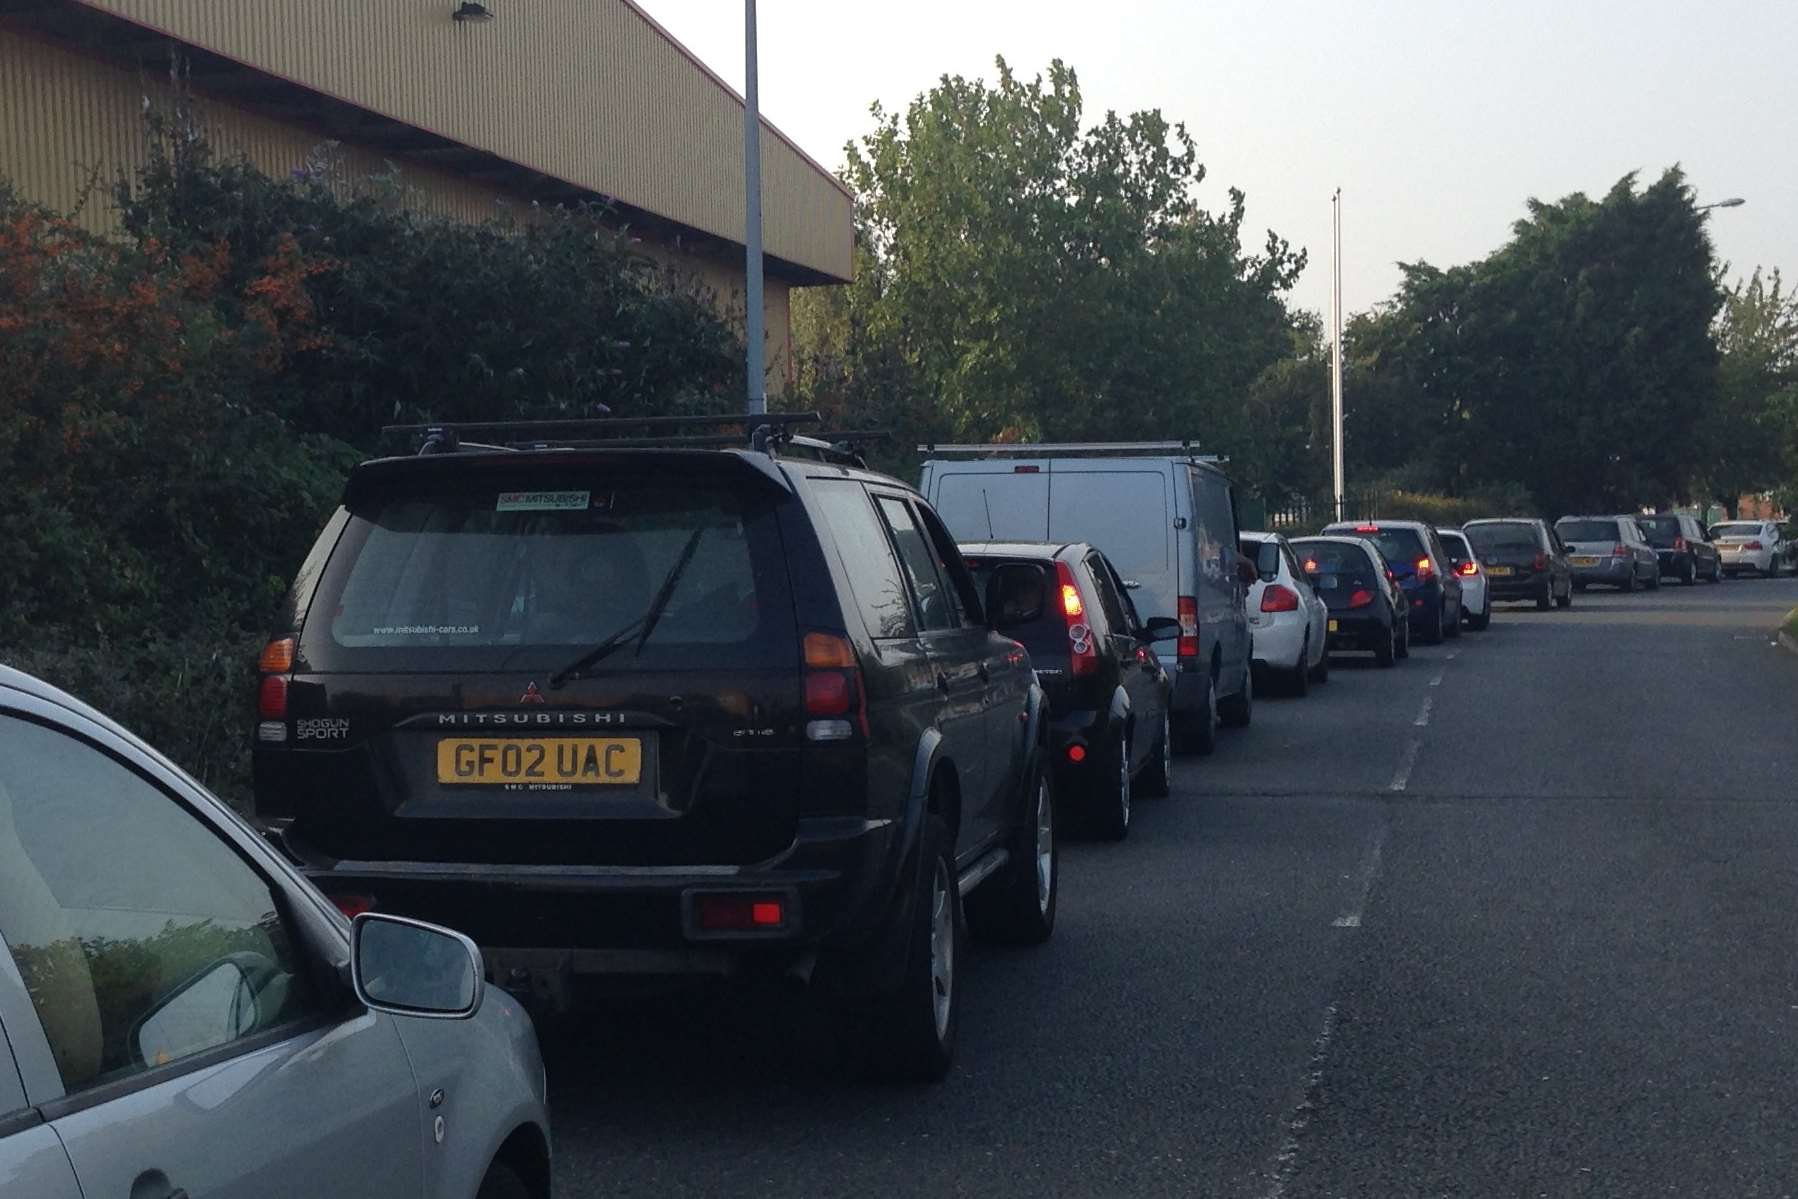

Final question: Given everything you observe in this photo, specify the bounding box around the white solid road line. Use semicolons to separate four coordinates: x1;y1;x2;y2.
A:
1414;696;1434;726
1390;738;1422;792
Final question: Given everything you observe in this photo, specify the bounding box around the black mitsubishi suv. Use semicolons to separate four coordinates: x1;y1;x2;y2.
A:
253;414;1056;1082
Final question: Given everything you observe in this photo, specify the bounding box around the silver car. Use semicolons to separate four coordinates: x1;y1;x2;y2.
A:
0;666;550;1199
1555;515;1661;592
1710;520;1789;578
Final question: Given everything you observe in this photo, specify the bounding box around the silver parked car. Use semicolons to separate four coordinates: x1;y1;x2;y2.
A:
1555;515;1660;592
0;666;550;1199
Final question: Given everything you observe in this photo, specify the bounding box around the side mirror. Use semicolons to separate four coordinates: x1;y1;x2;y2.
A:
352;912;484;1020
1138;616;1181;643
985;562;1047;632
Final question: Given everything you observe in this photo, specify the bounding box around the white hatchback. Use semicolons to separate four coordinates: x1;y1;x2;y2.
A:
1241;532;1330;695
1436;527;1493;629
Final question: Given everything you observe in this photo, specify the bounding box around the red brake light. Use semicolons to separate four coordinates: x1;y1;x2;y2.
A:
1302;558;1318;573
1177;595;1199;658
1673;536;1687;551
1415;557;1435;579
1355;524;1379;534
804;672;852;716
803;632;864;730
1057;562;1099;676
1611;544;1628;557
1457;560;1479;576
1349;589;1375;608
1746;540;1765;551
1013;465;1041;474
1533;552;1548;571
1260;584;1300;613
257;674;288;721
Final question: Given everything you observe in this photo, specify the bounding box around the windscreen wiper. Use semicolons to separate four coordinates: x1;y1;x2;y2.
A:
547;527;705;689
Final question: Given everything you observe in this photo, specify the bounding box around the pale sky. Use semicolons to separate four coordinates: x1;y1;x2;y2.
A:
635;0;1796;322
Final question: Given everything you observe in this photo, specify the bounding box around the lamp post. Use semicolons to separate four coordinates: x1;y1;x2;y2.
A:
1697;197;1746;212
1330;189;1344;519
743;0;766;416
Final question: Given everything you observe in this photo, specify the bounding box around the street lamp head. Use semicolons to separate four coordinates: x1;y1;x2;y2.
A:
1700;197;1747;211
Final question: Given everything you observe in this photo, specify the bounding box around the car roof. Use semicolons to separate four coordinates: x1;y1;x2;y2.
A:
1239;531;1281;543
0;665;201;796
959;540;1083;559
1464;517;1541;526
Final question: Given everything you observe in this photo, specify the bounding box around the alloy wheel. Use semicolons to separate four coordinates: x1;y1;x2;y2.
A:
929;858;955;1041
1034;775;1054;914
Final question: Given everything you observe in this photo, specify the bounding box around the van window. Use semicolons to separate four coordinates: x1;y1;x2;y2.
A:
934;471;1049;542
1047;471;1170;581
812;483;916;640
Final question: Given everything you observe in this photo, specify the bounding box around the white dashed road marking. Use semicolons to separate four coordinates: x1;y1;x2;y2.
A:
1260;1002;1341;1199
1332;824;1387;929
1390;739;1422;792
1414;696;1434;726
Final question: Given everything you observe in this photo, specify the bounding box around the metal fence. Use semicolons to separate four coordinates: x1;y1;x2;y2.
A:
1259;493;1385;535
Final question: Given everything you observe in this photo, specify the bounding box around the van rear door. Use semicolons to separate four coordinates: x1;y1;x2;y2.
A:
928;463;1052;541
1044;462;1177;644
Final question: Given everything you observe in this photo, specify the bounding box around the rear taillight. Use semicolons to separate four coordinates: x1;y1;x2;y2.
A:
1415;557;1435;580
1177;595;1200;658
1673;536;1687;552
256;637;295;738
1260;584;1300;613
1457;560;1479;576
1612;544;1628;557
1057;561;1099;676
1533;552;1548;571
1349;589;1374;609
804;632;865;740
1746;540;1765;551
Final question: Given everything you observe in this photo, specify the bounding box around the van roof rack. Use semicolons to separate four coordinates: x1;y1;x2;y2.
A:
917;440;1220;462
382;412;826;456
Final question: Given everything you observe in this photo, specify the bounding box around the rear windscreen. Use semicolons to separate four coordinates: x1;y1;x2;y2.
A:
1556;519;1620;542
1465;522;1540;555
1330;527;1424;572
1711;523;1762;540
1438;532;1472;560
1291;541;1375;586
1635;515;1681;544
302;473;795;671
964;557;1066;666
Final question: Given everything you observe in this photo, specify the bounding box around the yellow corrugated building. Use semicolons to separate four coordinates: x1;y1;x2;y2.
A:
0;0;853;393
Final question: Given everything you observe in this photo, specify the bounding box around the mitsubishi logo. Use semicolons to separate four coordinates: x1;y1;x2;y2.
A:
519;682;545;705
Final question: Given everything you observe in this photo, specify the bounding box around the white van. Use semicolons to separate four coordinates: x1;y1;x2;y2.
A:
919;443;1253;754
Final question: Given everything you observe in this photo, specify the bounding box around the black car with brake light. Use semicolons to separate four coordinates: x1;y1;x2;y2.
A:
1320;519;1464;644
1635;513;1721;584
1289;536;1410;667
252;413;1056;1083
962;542;1176;842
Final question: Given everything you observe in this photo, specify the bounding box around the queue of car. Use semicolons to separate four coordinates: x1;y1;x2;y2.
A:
5;421;1794;1194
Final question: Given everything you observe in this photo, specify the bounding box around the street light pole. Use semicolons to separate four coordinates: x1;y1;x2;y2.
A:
1697;197;1746;212
743;0;766;416
1330;188;1345;519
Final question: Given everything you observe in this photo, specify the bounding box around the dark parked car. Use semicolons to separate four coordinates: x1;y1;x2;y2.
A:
962;542;1175;842
1463;519;1574;609
1320;520;1464;643
1290;536;1412;667
1635;513;1721;584
253;416;1057;1083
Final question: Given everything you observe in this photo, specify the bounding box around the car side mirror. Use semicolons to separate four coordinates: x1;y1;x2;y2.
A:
1138;616;1181;643
352;913;484;1019
985;563;1047;632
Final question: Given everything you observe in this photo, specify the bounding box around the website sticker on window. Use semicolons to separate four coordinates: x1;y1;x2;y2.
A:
497;490;590;512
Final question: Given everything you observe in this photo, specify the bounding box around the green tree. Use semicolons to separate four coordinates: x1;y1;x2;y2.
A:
1701;268;1798;513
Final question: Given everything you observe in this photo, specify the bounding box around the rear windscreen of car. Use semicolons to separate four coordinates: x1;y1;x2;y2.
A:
1635;515;1681;545
302;473;796;672
1557;519;1620;542
1711;524;1762;540
964;557;1066;666
1465;523;1540;555
1290;541;1376;588
1438;533;1472;560
1331;527;1424;573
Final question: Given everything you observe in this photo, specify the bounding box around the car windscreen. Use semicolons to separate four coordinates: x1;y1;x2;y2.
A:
1329;527;1425;573
1634;515;1682;544
1291;541;1376;587
301;472;796;672
1465;522;1540;555
1556;519;1620;542
1710;523;1762;539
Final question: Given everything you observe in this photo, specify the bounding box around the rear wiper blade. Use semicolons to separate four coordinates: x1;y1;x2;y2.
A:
547;527;705;689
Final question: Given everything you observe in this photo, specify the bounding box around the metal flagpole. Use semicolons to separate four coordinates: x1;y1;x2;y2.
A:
1330;188;1345;519
743;0;766;416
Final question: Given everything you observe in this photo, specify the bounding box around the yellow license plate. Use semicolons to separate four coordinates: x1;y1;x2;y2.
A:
1570;556;1599;567
436;737;642;786
1487;565;1513;577
1327;619;1339;632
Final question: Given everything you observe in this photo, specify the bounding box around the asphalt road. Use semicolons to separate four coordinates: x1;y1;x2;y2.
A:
546;573;1798;1198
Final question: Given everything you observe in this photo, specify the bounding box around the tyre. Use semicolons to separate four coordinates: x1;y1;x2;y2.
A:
1218;662;1253;728
1468;600;1491;631
1174;670;1218;756
1395;618;1411;659
1444;603;1463;638
1622;570;1637;593
1090;730;1132;842
966;767;1057;944
857;816;960;1083
1574;579;1588;592
1708;559;1723;583
1375;623;1397;668
1420;600;1446;645
1289;637;1312;696
477;1165;531;1199
1137;709;1172;798
1536;584;1553;611
1682;559;1696;586
1556;582;1573;608
1647;567;1661;590
1310;645;1331;683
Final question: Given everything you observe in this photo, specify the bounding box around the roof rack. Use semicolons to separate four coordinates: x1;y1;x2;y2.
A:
917;440;1220;462
381;412;825;456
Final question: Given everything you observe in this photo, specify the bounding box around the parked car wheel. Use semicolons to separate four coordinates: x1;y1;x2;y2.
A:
1136;711;1172;798
1376;624;1397;668
477;1165;532;1199
966;768;1057;944
1218;663;1253;728
1556;582;1573;608
1395;618;1411;659
856;816;960;1083
1467;603;1492;631
1309;646;1331;683
1288;636;1312;696
1708;559;1723;583
1444;603;1463;639
1647;566;1661;590
1682;559;1697;585
1091;731;1132;842
1176;671;1218;756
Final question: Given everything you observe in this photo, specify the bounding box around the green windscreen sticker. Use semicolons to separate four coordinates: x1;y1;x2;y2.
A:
497;490;590;512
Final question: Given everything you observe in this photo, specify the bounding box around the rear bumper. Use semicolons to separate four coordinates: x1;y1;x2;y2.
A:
1721;551;1773;572
1248;614;1307;671
270;814;904;977
1484;571;1549;600
1323;612;1388;651
1655;550;1694;574
1568;557;1633;583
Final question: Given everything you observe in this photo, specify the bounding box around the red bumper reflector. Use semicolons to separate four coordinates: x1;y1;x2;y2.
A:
697;895;787;932
1066;743;1088;763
